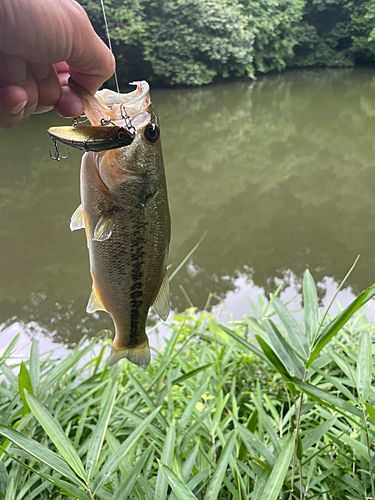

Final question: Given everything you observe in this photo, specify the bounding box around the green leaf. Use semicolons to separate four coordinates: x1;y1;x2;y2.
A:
18;362;33;415
255;335;291;381
301;418;336;451
160;463;199;500
0;426;84;486
263;320;304;378
1;447;89;500
29;340;40;395
272;296;309;357
307;283;375;368
204;432;236;500
365;403;375;424
24;391;86;481
303;269;319;344
218;324;268;362
86;382;117;480
357;329;372;402
259;435;294;500
93;407;161;493
177;379;210;433
111;447;151;499
155;423;176;500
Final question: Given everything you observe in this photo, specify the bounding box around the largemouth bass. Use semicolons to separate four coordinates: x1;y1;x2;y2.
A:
59;79;171;368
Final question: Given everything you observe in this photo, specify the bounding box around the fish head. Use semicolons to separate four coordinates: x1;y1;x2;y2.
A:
74;79;165;195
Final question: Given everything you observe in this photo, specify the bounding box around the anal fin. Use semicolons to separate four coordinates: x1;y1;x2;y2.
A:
70;204;85;231
152;270;170;321
108;341;150;368
86;287;106;313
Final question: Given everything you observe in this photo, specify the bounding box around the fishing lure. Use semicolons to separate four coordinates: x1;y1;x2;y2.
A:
48;124;135;155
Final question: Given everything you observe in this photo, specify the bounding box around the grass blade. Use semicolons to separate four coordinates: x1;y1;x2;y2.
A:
24;391;86;481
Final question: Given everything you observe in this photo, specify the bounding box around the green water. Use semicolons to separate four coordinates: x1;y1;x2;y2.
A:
1;68;375;349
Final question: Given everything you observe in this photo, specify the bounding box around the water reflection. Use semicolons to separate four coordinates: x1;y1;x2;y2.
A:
1;68;375;348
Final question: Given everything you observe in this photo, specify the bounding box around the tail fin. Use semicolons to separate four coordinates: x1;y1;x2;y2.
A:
108;341;151;368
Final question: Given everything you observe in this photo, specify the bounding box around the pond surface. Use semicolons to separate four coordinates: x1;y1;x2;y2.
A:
1;68;375;354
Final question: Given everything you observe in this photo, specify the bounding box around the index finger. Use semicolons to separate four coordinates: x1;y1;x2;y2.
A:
64;5;115;94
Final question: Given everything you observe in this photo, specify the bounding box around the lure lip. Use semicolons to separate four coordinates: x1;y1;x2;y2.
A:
47;125;135;152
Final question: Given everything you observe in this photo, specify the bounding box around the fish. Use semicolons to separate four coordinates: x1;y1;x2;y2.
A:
60;78;171;368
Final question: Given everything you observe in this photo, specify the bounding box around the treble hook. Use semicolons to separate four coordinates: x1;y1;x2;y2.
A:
49;136;70;161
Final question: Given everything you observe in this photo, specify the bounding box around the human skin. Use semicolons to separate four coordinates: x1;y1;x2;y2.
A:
0;0;115;128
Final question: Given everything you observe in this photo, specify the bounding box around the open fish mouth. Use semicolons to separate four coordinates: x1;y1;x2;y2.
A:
47;79;152;154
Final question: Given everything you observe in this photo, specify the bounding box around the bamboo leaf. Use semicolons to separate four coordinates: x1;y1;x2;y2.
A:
303;269;319;344
357;329;372;402
24;391;86;481
307;283;375;368
86;382;117;480
160;463;199;500
111;447;151;500
365;403;375;424
255;335;291;380
0;426;84;487
29;340;40;395
1;448;89;500
218;324;268;362
204;431;236;500
263;320;304;378
155;423;176;500
259;435;294;500
271;296;309;357
94;407;161;493
18;362;33;416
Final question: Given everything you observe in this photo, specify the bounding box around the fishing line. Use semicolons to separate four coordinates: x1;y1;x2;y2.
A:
99;0;135;135
100;0;121;95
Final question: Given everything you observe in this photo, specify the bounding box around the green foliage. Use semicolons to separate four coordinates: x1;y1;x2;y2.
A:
1;270;375;498
240;0;305;73
352;0;375;59
77;0;375;86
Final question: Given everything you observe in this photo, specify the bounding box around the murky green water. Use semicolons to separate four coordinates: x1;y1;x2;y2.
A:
1;68;375;352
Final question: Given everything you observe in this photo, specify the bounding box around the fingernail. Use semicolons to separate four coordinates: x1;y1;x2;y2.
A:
5;56;27;83
32;63;50;80
10;100;27;115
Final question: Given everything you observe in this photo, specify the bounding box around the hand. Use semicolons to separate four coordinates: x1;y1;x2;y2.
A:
0;0;115;128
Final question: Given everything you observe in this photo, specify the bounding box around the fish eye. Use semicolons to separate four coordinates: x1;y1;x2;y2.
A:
144;124;160;143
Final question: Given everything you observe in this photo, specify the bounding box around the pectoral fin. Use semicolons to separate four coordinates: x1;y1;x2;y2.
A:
86;287;107;313
93;213;114;241
152;270;170;320
70;204;85;231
